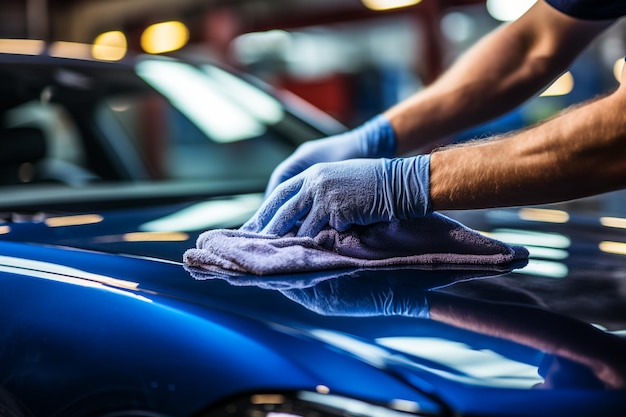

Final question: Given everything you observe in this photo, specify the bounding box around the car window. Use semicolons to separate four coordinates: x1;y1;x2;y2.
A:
5;101;87;167
0;100;97;186
97;89;294;182
0;55;336;211
0;58;300;190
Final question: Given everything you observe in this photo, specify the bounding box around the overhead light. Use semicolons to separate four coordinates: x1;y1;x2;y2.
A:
614;58;624;83
600;216;626;229
515;259;569;278
0;39;44;55
487;228;571;249
92;30;127;61
49;41;93;60
123;231;189;242
539;71;574;97
599;241;626;256
486;0;536;22
315;385;330;394
518;208;570;223
251;395;286;405
45;214;104;227
362;0;422;12
141;21;189;54
525;246;568;260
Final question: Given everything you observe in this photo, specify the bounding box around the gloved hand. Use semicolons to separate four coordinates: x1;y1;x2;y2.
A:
265;114;396;196
242;155;431;238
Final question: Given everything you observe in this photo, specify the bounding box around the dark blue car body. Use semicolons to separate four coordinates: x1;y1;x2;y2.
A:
2;198;626;417
0;43;625;417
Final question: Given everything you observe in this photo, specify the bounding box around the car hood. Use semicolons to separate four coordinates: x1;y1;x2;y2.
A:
1;195;626;416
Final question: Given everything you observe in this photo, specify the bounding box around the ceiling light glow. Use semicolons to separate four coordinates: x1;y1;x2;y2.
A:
49;41;92;60
141;21;189;54
92;31;127;61
539;71;574;97
45;214;104;227
613;58;624;83
518;208;570;223
599;241;626;255
362;0;422;12
600;216;626;229
0;39;44;55
123;232;189;242
486;0;536;22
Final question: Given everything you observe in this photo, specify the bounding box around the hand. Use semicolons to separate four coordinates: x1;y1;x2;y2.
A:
265;115;396;196
242;155;431;237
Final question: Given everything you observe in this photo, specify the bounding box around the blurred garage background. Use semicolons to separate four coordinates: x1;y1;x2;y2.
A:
2;0;626;138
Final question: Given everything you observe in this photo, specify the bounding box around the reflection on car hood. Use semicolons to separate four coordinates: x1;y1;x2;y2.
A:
1;196;626;416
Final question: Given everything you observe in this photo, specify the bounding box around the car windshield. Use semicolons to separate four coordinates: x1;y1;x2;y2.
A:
103;59;292;181
0;54;333;211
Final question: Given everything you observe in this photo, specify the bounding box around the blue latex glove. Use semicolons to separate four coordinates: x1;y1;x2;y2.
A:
265;114;396;196
242;155;431;238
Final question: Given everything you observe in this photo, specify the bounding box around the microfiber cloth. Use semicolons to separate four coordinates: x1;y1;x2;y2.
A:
183;212;529;276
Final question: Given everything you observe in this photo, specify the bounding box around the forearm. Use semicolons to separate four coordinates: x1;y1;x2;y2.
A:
429;88;626;211
384;1;612;155
385;27;549;153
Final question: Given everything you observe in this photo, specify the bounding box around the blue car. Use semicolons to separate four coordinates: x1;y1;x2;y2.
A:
1;41;625;417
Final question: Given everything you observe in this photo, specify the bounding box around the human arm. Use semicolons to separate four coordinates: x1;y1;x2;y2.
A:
387;0;614;154
244;81;626;237
429;81;626;211
265;1;613;196
244;1;623;235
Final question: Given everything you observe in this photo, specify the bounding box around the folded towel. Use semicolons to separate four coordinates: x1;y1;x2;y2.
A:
183;212;528;276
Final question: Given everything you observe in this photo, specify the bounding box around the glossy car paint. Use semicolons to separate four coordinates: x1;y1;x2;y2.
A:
2;194;626;416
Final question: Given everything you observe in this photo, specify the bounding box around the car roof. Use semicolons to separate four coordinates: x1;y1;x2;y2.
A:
0;48;149;109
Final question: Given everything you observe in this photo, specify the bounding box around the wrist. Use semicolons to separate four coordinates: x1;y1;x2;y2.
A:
383;155;432;219
357;114;397;158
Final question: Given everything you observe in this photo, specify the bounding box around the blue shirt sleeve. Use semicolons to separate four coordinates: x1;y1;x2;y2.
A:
545;0;626;20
